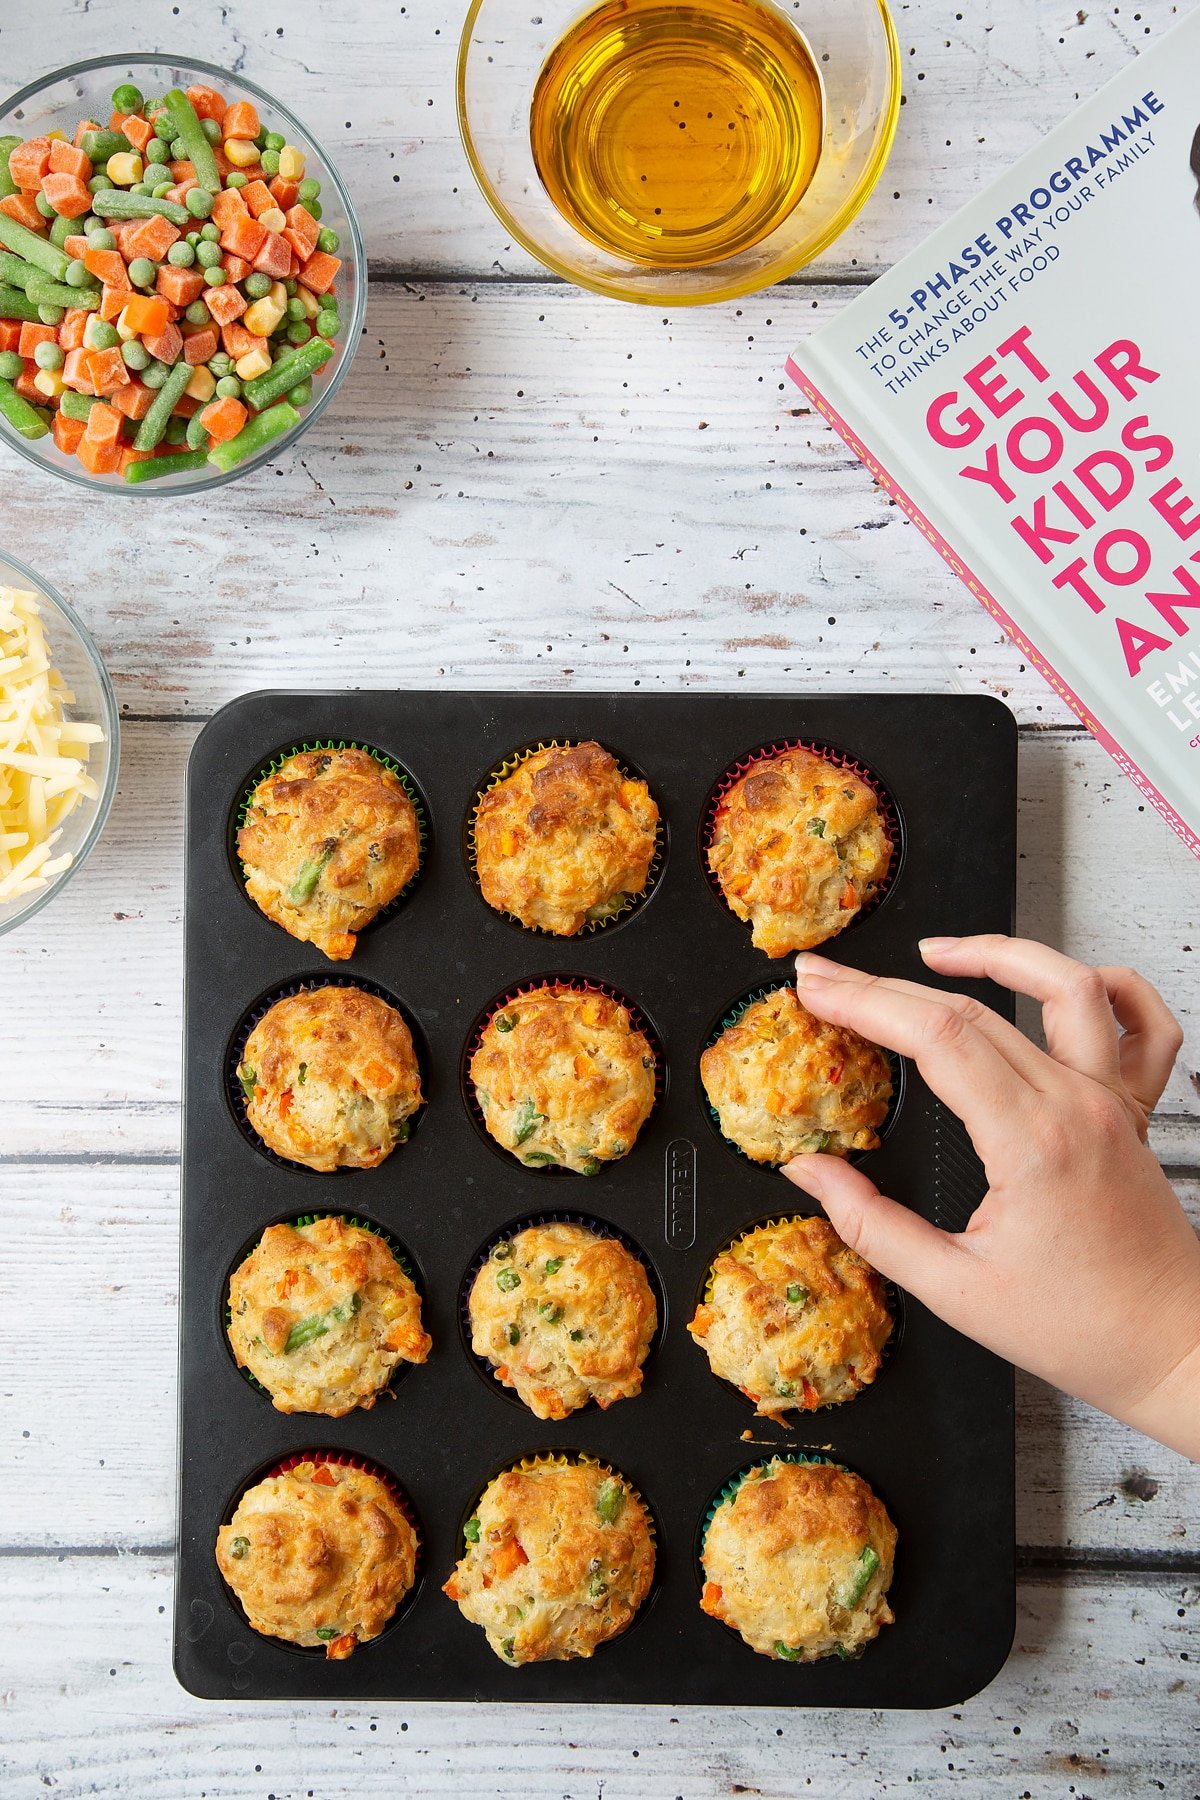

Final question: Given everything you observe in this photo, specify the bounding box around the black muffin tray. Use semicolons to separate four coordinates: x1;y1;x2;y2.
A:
176;691;1017;1707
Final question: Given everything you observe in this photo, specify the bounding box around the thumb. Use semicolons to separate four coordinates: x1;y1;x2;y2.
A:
781;1154;965;1310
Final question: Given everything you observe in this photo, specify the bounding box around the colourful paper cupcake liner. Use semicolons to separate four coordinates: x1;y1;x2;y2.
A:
465;738;665;937
223;1211;424;1401
700;738;902;932
461;975;665;1175
225;972;427;1175
230;736;430;926
699;978;904;1170
457;1210;665;1411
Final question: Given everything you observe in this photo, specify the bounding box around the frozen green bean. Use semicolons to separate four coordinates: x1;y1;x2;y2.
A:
133;359;192;451
91;190;189;226
0;375;49;439
0;214;71;282
206;400;300;473
241;337;332;411
122;447;209;483
159;89;222;193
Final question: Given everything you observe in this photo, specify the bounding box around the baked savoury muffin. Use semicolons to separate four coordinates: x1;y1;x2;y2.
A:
707;748;892;956
688;1216;892;1416
469;985;656;1173
700;1457;896;1662
238;986;422;1173
443;1460;654;1664
215;1458;419;1659
227;1217;431;1416
473;741;658;935
700;986;891;1163
468;1221;656;1419
237;748;421;961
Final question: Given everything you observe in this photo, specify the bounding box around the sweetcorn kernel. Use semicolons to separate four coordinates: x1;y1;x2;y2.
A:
277;145;305;181
33;367;66;398
234;344;272;381
114;308;138;343
258;207;286;233
223;138;260;168
295;284;319;319
184;364;216;402
106;151;143;186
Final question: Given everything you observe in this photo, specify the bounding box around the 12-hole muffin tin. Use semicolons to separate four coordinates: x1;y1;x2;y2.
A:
177;690;1017;1706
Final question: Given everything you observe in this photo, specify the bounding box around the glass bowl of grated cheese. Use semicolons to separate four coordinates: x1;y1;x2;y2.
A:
0;549;119;936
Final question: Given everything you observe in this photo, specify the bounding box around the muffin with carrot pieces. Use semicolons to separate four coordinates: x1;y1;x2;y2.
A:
473;742;658;934
700;1457;896;1662
468;1221;656;1419
237;985;421;1172
216;1459;417;1657
707;749;891;955
227;1216;430;1415
701;987;891;1163
237;748;421;960
688;1217;892;1417
444;1461;654;1664
469;985;656;1174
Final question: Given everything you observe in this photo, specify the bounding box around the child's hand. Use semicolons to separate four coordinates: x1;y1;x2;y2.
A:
781;935;1200;1460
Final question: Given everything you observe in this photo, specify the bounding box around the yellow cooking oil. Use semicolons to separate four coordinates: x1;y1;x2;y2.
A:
530;0;825;268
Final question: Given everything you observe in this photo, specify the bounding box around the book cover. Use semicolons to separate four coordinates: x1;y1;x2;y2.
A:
787;7;1200;855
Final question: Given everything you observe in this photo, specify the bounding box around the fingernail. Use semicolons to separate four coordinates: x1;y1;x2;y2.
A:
795;953;844;983
782;1156;827;1195
919;936;959;955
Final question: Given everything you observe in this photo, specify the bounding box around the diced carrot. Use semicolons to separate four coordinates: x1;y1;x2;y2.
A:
442;1574;463;1602
72;119;101;148
83;400;123;446
172;392;199;418
9;137;52;191
118;445;155;474
165;181;197;208
86;346;130;394
220;320;258;358
18;322;58;358
0;193;47;233
110;379;154;420
252;231;292;279
52;411;86;455
154;264;206;308
286;251;301;280
222;100;261;141
282;204;319;260
167;160;197;184
98;286;128;323
211;187;248;231
75;434;122;475
241;179;274;219
186;84;228;122
61;347;96;394
143;322;183;365
48;140;91;182
40;173;92;218
204;283;247;326
63;234;89;260
123;213;181;262
221;253;251;284
82;246;131;289
0;322;21;353
491;1539;529;1579
801;1376;819;1410
689;1305;715;1339
121;293;170;337
116;112;154;152
300;252;343;296
309;1463;336;1488
268;176;300;211
199;396;248;443
57;308;90;351
14;364;41;405
700;1582;724;1617
182;325;219;365
220;211;267;261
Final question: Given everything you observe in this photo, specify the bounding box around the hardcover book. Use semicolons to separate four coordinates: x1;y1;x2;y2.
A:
787;7;1200;854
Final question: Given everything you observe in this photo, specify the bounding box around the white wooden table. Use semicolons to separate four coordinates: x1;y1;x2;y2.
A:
1;1;1197;1793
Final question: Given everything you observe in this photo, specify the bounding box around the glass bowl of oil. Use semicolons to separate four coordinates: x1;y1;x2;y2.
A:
458;0;901;305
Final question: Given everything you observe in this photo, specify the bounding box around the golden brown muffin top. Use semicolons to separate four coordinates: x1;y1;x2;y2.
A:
238;748;420;961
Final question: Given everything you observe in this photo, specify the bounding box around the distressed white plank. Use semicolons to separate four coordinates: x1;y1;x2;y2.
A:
1;1161;1196;1555
1;1555;1197;1800
0;0;1184;277
0;717;1195;1155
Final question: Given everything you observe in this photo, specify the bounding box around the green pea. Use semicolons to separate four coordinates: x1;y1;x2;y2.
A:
35;191;55;219
569;1328;585;1342
315;309;340;339
492;1241;514;1260
112;82;145;115
143;163;171;188
215;375;242;400
87;174;113;194
87;227;116;251
145;137;169;165
463;1516;481;1544
316;226;339;255
500;1638;516;1662
167;240;195;267
199;221;220;242
151;181;174;200
0;351;22;381
298;177;321;203
82;216;104;235
89;320;120;350
537;1303;562;1323
506;1323;520;1346
184;300;212;326
37;303;64;326
33;341;63;371
282;296;304;321
308;199;323;221
496;1268;521;1293
121;339;150;370
260;149;280;177
774;1641;801;1661
229;1534;250;1559
225;171;247;190
284;278;298;296
314;1627;338;1642
243;272;272;299
129;183;149;197
206;351;233;378
203;265;227;287
195;240;222;268
544;1259;562;1275
580;1158;602;1177
163;415;187;446
64;259;93;289
141;359;171;389
186;186;214;219
169;138;188;162
264;131;286;153
201;117;223;144
127;257;157;289
786;1283;809;1306
286;320;311;345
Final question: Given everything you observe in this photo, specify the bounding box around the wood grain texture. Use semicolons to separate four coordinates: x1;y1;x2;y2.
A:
2;1556;1198;1799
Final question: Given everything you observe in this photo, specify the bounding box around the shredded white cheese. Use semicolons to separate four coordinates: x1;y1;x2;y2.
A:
0;586;104;903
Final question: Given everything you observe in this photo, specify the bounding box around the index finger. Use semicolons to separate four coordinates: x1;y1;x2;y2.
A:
794;966;1036;1163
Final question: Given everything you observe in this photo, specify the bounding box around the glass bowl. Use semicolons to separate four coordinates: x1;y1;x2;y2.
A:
0;547;119;936
0;54;365;493
458;0;901;306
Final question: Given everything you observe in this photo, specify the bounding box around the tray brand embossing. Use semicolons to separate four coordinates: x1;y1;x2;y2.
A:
665;1138;697;1249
